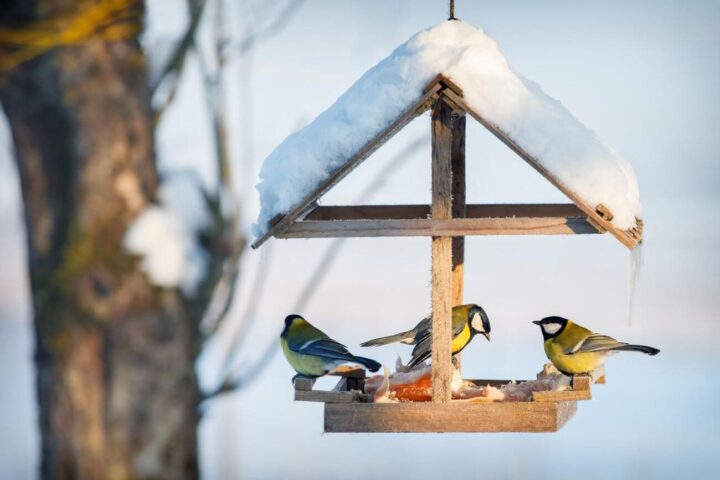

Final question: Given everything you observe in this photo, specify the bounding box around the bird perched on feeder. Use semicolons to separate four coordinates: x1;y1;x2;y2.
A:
280;314;381;381
533;316;659;375
361;304;491;368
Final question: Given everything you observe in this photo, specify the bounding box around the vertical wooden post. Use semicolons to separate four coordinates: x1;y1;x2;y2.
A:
451;109;466;307
451;97;467;373
431;98;455;403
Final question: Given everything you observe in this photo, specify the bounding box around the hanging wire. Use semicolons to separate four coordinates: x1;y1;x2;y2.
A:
449;0;456;20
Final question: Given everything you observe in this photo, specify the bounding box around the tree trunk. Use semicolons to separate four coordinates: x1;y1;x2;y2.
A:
0;1;200;478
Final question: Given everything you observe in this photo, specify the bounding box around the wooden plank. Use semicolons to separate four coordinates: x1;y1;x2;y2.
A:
304;203;593;221
532;389;591;402
279;217;601;238
451;105;466;308
572;375;591;391
532;374;592;402
324;400;578;433
251;84;442;249
439;88;640;249
295;389;366;404
293;377;315;391
431;236;452;403
431;97;454;403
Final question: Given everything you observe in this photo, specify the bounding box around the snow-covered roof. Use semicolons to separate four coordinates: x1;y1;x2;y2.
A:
253;20;642;247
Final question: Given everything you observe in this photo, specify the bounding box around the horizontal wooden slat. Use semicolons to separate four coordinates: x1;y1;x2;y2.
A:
279;216;600;238
324;400;577;433
295;390;368;404
305;203;590;221
532;389;591;402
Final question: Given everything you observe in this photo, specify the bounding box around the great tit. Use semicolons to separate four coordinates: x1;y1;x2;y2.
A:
280;314;381;380
533;316;660;375
361;304;491;368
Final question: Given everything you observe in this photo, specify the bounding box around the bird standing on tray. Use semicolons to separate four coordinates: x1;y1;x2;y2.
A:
533;316;659;375
361;304;491;368
280;314;381;380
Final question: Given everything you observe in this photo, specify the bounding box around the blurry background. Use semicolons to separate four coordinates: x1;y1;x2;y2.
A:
1;0;719;478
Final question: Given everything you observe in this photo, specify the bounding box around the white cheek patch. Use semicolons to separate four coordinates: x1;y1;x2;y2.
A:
471;313;484;332
542;323;562;335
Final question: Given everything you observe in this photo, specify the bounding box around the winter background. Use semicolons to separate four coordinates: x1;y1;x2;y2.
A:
1;0;719;479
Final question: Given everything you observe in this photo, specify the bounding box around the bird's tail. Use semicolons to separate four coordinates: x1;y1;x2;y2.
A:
352;356;382;372
615;344;660;355
360;330;414;347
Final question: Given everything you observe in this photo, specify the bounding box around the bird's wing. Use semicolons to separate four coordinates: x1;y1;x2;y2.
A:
568;334;627;354
412;315;465;345
288;338;355;362
409;333;432;366
410;315;431;342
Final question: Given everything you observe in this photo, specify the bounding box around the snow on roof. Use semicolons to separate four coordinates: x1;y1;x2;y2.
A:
254;20;641;239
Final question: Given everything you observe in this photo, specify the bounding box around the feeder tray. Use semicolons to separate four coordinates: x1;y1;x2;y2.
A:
293;368;605;433
259;73;638;433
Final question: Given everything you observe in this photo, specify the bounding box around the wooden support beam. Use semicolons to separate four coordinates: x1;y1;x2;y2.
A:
431;98;455;403
439;88;641;249
451;105;466;308
279;216;601;238
304;203;593;221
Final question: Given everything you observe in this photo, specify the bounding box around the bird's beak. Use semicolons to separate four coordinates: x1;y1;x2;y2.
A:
482;332;490;341
532;320;542;326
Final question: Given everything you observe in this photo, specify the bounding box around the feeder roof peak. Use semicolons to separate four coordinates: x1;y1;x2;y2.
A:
253;20;642;247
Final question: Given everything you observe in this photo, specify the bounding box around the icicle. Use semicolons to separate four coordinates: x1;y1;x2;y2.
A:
627;244;644;326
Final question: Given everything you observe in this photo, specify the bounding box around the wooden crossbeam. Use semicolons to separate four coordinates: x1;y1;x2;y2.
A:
278;216;600;238
304;203;593;220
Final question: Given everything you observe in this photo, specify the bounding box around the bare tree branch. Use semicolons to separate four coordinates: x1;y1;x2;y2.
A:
216;241;274;375
151;0;207;126
152;0;207;95
223;0;307;59
203;135;429;401
192;0;247;338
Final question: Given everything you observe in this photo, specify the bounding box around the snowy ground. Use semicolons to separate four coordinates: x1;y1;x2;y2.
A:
1;0;719;478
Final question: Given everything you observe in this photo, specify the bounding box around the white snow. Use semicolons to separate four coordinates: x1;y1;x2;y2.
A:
254;20;641;238
123;175;211;296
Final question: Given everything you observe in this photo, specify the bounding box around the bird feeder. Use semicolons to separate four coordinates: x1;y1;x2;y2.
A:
252;23;642;433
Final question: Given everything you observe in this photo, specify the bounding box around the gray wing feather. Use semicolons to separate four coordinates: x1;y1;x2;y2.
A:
293;339;355;361
569;334;627;354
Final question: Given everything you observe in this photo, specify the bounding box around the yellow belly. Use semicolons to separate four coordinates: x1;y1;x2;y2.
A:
544;340;605;375
281;338;337;377
451;324;472;354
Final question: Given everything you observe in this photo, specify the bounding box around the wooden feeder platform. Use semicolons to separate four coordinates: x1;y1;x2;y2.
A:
294;369;604;433
258;74;638;433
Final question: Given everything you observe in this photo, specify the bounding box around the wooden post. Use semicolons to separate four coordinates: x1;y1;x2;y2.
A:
451;95;467;372
451;106;466;307
431;98;456;403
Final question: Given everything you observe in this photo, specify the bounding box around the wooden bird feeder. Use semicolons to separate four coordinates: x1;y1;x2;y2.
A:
253;75;641;433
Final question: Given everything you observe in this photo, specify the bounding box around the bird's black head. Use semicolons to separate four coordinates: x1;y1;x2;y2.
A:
532;316;568;340
281;314;303;338
468;305;491;341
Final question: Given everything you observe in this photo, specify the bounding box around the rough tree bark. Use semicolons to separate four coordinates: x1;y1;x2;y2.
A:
1;1;200;478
